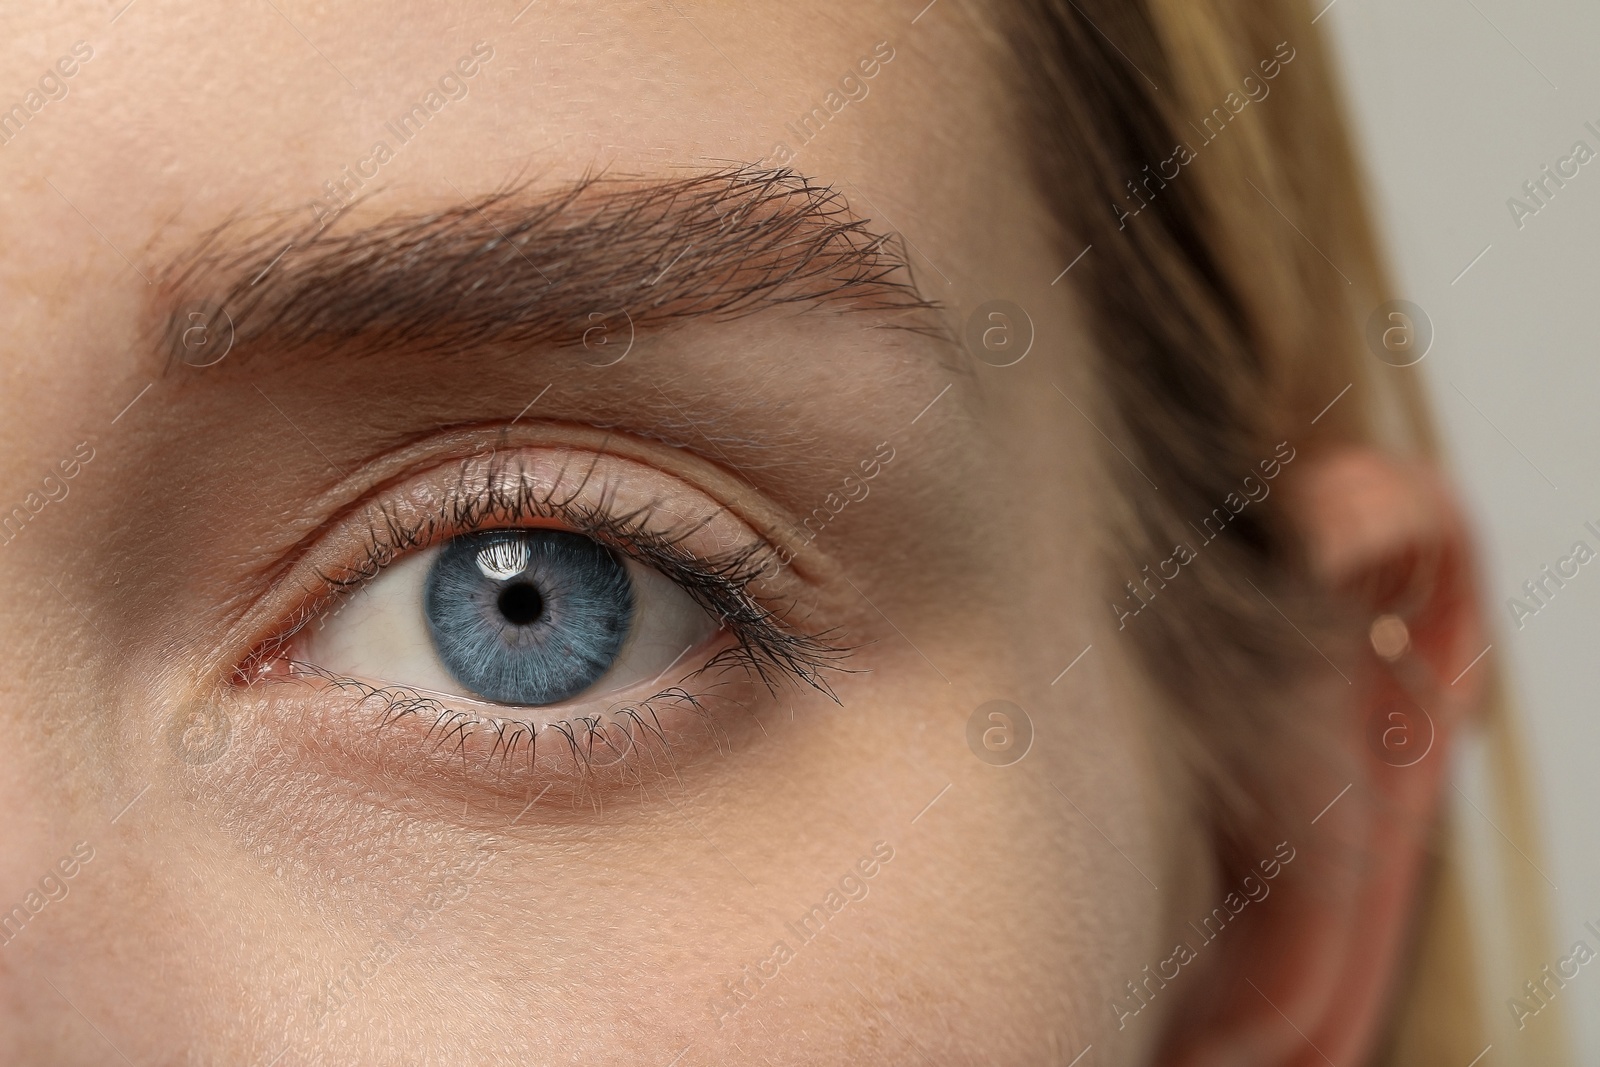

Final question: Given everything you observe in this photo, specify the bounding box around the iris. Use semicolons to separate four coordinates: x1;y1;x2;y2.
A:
423;529;634;705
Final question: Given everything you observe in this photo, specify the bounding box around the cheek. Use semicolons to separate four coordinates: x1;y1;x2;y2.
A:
110;594;1180;1059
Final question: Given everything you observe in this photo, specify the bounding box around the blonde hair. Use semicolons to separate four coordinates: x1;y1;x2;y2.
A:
997;0;1567;1059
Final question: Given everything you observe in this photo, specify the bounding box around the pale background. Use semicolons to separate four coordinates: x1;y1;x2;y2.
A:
1326;0;1600;1057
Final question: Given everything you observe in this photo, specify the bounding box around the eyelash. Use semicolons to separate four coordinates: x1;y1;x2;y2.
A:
245;451;846;768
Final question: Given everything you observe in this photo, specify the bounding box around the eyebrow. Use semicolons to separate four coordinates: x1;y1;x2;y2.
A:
157;165;942;366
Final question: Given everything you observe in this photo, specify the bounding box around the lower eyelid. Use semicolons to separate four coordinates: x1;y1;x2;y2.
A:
242;645;757;808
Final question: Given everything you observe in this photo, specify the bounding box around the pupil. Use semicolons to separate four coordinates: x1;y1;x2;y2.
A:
497;581;544;626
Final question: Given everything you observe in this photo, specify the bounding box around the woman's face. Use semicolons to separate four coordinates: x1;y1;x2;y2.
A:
0;3;1214;1063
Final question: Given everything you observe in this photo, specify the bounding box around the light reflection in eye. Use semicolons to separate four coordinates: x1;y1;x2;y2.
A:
475;537;532;581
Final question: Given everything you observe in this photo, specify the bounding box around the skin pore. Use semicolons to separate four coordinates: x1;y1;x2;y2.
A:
0;2;1486;1064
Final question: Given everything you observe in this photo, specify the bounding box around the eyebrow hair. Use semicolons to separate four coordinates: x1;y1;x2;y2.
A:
158;165;942;365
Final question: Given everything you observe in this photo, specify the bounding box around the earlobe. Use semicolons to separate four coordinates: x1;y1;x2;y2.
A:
1166;448;1489;1067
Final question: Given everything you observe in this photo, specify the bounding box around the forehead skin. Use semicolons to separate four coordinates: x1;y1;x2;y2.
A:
0;3;1202;1065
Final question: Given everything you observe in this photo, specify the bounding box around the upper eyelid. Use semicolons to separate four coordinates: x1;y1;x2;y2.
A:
266;438;764;598
326;458;776;601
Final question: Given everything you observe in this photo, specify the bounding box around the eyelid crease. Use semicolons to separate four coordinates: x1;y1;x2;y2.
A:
236;419;846;604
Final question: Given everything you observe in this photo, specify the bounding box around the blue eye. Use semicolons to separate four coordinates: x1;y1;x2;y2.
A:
299;523;723;710
424;530;634;706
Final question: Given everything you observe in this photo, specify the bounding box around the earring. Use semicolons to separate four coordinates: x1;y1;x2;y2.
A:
1369;613;1410;662
1367;612;1437;768
1370;610;1434;693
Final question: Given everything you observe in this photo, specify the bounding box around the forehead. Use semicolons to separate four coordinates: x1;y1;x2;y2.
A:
0;2;1033;290
0;2;1081;504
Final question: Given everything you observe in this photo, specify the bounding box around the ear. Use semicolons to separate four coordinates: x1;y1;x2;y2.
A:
1170;448;1489;1067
